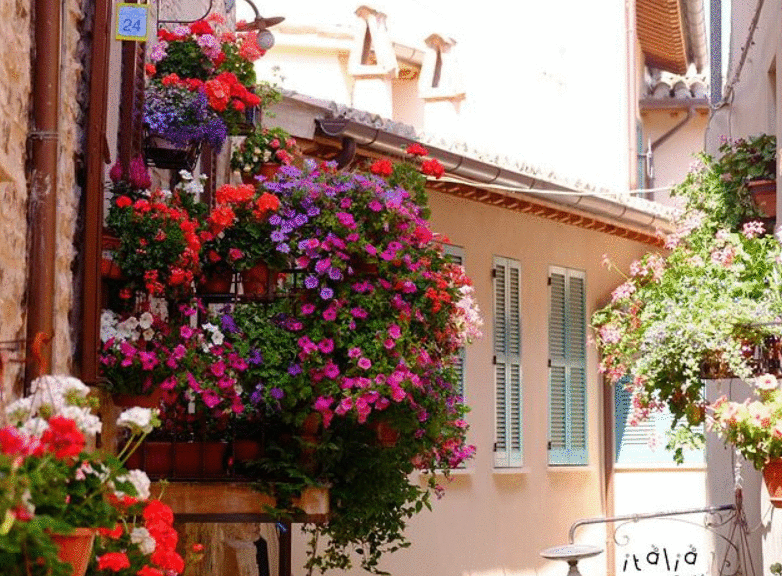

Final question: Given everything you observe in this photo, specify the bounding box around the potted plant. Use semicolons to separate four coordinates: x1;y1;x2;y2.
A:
1;375;159;576
711;373;782;505
717;133;777;218
145;14;263;159
230;126;298;184
592;148;782;462
105;172;205;299
201;182;286;297
221;153;481;572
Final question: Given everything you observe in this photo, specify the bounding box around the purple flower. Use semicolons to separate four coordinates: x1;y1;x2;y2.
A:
304;275;319;289
277;243;291;254
248;349;263;365
270;387;284;400
221;314;239;334
251;384;264;404
288;363;302;376
328;267;343;281
315;258;331;274
320;286;334;300
271;230;287;242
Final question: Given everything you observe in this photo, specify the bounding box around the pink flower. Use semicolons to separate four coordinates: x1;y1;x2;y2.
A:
357;357;372;370
388;324;402;339
348;347;362;359
318;338;335;353
756;373;778;391
301;303;316;315
335;397;353;415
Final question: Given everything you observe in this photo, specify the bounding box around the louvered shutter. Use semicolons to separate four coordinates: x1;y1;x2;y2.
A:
444;247;466;402
548;267;587;465
494;257;523;467
614;383;704;465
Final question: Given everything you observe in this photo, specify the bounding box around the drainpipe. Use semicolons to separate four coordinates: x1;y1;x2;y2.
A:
647;106;696;189
25;0;61;384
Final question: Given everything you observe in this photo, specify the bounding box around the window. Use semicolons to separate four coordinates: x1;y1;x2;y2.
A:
493;256;522;467
443;245;466;402
548;267;587;465
614;383;704;466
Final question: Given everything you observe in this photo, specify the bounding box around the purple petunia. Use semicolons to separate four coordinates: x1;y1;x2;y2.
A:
304;275;319;289
270;387;284;400
320;286;334;300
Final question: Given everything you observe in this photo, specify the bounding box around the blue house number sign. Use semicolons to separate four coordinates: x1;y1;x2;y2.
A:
116;4;148;41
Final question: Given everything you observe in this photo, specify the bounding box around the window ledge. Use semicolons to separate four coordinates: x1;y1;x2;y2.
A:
547;465;595;473
613;463;707;472
492;467;531;475
415;467;475;477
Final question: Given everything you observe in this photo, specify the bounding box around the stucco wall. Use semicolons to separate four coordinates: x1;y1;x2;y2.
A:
0;0;31;400
288;190;654;576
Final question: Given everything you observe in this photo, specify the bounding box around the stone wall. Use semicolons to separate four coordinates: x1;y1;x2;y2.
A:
0;0;32;404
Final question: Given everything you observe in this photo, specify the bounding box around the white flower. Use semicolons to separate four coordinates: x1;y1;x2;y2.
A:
116;469;151;501
5;397;33;425
138;312;154;330
142;328;155;341
131;527;156;555
21;417;49;436
60;405;102;437
100;309;119;342
148;298;168;320
117;407;157;435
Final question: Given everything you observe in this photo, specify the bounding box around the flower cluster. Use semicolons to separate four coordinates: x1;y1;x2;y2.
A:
711;374;782;470
201;182;283;273
145;15;264;147
230;126;298;177
92;499;185;576
0;376;159;576
106;173;206;298
592;137;782;462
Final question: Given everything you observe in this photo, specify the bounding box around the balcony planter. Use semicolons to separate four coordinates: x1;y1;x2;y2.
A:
241;261;278;298
143;134;202;171
101;232;123;280
111;388;162;409
50;528;96;576
763;458;782;507
196;268;234;295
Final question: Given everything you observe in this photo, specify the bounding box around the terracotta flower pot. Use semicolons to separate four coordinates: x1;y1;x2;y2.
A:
371;420;400;448
241;261;277;298
748;179;776;218
259;162;281;180
50;528;96;576
240;171;258;186
763;458;782;507
111;388;162;409
101;233;123;280
196;269;233;295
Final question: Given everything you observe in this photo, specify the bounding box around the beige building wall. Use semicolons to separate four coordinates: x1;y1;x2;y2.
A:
286;190;654;575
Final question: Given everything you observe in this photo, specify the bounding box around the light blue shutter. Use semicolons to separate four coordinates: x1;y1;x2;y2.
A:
614;384;704;465
548;267;587;465
494;257;523;467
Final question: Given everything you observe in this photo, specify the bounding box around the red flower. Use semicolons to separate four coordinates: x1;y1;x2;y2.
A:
168;267;188;286
134;199;151;213
212;52;226;67
420;158;444;179
406;143;428;157
115;195;132;208
185;78;204;92
192;543;205;553
41;416;84;459
189;20;214;36
204;79;230;112
152;548;184;573
370;159;393;177
143;500;175;525
161;73;181;87
12;505;32;522
136;567;164;576
144;63;156;76
0;427;27;455
232;100;245;112
97;552;131;572
98;524;124;539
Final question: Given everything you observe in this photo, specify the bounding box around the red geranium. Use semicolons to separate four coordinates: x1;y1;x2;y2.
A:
97;551;131;572
370;159;393;177
41;416;85;459
406;143;428;156
189;20;214;36
420;158;445;179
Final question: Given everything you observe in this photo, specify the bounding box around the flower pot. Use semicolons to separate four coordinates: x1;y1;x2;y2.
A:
259;162;281;180
371;420;400;448
763;458;782;507
748;179;777;218
196;269;234;295
50;528;96;576
240;171;258;186
241;261;277;298
292;486;330;516
143;134;202;171
101;233;123;280
111;388;162;409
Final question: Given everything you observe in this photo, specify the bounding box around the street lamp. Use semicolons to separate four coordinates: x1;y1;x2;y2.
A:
238;0;284;50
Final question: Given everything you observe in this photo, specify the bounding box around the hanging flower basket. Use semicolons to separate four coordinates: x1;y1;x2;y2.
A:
50;528;96;576
764;458;782;507
143;134;203;171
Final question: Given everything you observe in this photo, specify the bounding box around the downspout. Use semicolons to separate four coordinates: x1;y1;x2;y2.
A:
647;106;696;189
26;0;61;384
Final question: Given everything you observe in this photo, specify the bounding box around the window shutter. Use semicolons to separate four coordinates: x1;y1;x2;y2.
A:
444;247;466;402
494;257;523;467
548;267;587;465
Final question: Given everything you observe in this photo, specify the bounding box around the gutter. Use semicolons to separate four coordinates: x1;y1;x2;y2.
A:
25;0;61;383
315;117;673;236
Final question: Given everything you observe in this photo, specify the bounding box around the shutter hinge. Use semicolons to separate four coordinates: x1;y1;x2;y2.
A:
547;358;551;367
493;442;498;452
547;440;552;450
492;355;497;365
547;276;551;286
491;268;497;279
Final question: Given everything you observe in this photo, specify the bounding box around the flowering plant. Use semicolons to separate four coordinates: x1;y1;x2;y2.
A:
0;375;159;576
230;126;298;176
90;498;187;576
711;373;782;470
222;155;479;572
106;172;206;298
148;15;264;138
592;147;782;461
201;182;285;272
